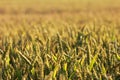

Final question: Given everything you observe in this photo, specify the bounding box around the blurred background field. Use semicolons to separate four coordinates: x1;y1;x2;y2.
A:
0;0;120;14
0;0;120;37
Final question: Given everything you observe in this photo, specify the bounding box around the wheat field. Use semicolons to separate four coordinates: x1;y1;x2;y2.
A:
0;0;120;80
